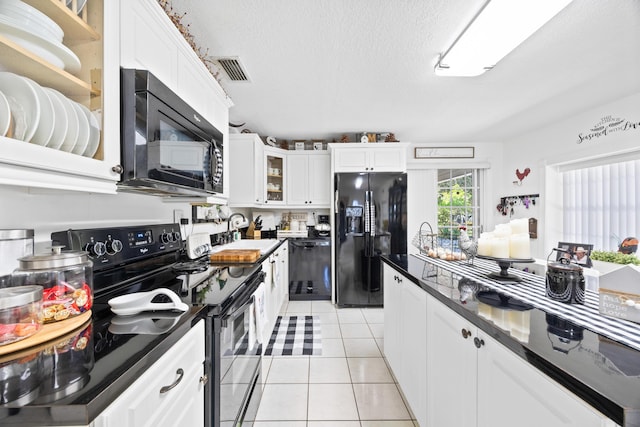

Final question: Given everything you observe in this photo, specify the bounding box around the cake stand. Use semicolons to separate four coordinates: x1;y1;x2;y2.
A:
476;255;534;282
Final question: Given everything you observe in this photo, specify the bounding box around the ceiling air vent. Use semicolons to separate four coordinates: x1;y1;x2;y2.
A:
213;57;250;82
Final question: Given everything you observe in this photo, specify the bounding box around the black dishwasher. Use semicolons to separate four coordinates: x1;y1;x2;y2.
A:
289;237;331;300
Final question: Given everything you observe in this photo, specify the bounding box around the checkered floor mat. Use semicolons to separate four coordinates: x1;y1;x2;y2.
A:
264;315;322;356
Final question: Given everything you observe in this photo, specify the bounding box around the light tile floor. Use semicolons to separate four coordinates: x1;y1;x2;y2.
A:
254;300;418;427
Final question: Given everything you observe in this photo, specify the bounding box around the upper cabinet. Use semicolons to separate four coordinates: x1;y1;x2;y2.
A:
228;133;264;206
229;133;332;208
286;151;330;207
264;148;286;205
0;0;120;193
0;0;231;197
330;143;408;173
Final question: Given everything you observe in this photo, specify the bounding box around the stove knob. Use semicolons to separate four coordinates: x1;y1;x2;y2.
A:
85;241;106;257
106;239;123;255
160;233;171;244
172;231;181;242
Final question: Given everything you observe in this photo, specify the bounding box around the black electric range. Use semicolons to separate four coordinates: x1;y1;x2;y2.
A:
0;224;265;427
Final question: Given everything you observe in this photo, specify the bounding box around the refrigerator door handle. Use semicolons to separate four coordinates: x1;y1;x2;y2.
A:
368;190;375;255
364;190;374;257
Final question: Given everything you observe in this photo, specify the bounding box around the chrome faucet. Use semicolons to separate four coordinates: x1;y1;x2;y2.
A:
227;212;246;233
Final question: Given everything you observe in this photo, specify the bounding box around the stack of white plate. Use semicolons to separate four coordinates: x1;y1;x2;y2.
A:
0;72;100;158
0;0;81;72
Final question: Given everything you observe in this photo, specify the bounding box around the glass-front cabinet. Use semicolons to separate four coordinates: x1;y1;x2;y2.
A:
264;148;285;204
0;0;120;193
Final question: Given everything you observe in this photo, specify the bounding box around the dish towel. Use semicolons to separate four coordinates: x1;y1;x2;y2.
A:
253;282;266;344
248;300;256;352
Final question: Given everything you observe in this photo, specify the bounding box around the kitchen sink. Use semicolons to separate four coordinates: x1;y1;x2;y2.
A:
209;239;281;255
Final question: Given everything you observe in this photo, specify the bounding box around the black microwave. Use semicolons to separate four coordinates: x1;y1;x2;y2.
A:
120;68;224;197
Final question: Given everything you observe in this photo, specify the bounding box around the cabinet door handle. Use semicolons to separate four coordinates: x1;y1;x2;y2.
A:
160;368;184;394
199;374;209;386
461;328;472;339
474;337;485;348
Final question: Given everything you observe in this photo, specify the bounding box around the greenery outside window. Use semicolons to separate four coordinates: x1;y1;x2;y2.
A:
437;169;480;251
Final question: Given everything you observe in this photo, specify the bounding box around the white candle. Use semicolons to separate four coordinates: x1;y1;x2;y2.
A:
477;237;492;256
494;224;511;238
492;237;510;258
509;233;531;259
510;218;529;234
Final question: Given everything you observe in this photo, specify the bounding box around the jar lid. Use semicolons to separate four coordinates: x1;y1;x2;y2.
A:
0;285;43;309
0;229;34;240
548;262;582;272
18;246;90;270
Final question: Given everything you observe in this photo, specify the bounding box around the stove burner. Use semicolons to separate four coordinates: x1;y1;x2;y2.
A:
172;260;209;274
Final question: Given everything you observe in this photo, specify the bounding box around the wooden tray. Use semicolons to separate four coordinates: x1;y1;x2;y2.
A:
0;310;92;357
210;249;261;263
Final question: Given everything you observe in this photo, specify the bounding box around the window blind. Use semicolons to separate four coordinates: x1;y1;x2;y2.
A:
562;159;640;251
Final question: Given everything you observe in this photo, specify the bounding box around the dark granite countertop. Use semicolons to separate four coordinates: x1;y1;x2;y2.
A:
0;306;208;426
0;240;289;426
383;254;640;427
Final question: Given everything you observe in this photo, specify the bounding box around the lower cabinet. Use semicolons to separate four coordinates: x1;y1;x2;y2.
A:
382;264;427;427
93;320;206;427
261;243;289;346
426;296;617;427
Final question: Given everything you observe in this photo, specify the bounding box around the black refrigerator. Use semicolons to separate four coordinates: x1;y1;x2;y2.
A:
335;172;407;307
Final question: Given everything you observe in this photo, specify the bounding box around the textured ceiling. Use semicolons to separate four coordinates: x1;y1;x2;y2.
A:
170;0;640;143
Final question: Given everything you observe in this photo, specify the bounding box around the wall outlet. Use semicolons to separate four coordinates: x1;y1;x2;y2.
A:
173;209;184;224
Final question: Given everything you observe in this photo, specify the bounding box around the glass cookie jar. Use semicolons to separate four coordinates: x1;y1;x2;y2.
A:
0;285;43;346
13;247;93;323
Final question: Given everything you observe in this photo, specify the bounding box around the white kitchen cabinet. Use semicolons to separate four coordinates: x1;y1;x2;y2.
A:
382;264;427;427
93;320;206;427
0;0;121;193
229;133;264;206
383;264;402;376
261;243;288;346
477;332;617;427
264;148;286;205
426;293;477;427
426;295;617;427
286;152;331;207
330;143;408;173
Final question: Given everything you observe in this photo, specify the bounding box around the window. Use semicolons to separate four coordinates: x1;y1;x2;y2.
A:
437;169;481;250
562;158;639;252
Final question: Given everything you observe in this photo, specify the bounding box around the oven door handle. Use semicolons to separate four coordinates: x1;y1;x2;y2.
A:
223;294;256;324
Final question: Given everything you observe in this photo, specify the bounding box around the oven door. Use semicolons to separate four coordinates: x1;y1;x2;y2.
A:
216;279;263;427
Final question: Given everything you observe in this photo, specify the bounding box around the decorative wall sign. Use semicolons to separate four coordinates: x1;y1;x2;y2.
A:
414;147;474;159
577;115;640;144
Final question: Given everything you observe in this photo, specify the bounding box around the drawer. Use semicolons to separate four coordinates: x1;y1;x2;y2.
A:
94;320;206;427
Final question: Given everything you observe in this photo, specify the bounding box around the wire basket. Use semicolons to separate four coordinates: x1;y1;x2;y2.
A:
412;222;438;256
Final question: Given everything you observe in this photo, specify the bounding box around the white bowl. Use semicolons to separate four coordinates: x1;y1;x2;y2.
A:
21;76;54;147
42;88;68;150
0;72;39;142
0;0;63;42
71;102;89;155
0;90;11;137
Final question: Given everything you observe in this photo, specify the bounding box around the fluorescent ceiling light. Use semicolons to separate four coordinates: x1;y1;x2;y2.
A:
435;0;572;77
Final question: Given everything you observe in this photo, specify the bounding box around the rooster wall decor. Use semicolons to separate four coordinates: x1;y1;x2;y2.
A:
514;167;531;185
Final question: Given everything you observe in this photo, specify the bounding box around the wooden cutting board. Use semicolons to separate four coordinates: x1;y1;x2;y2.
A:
209;249;261;263
0;310;92;357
